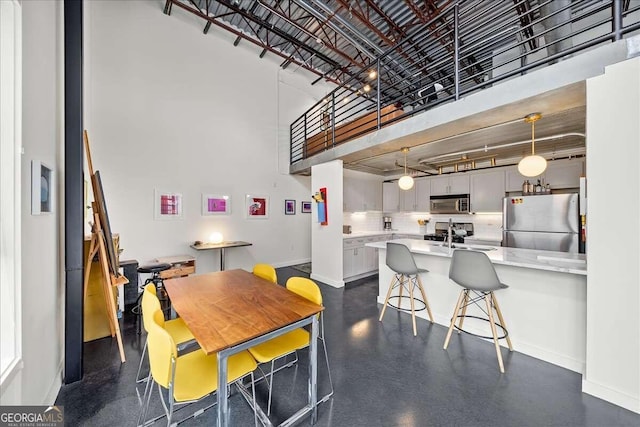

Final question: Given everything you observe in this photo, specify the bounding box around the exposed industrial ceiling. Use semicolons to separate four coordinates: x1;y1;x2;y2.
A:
163;1;637;176
164;0;463;85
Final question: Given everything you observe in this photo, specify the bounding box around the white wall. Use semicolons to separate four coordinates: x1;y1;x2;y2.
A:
84;1;329;273
0;0;64;405
584;57;640;414
311;160;344;287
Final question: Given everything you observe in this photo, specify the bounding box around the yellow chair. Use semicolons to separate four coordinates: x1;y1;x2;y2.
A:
252;263;277;283
136;284;195;385
138;309;259;427
248;277;333;415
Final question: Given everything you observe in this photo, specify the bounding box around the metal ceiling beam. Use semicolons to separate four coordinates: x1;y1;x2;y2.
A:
335;0;394;46
213;0;340;67
294;0;378;59
363;0;407;40
166;0;344;84
256;0;367;69
307;0;385;55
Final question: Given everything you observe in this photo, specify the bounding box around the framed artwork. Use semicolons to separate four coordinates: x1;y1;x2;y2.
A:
285;199;296;215
154;189;183;220
202;194;231;216
246;194;269;219
31;160;53;215
301;201;312;213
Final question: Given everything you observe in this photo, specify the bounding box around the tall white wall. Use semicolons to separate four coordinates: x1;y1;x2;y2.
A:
311;160;344;287
0;0;64;405
84;1;328;273
584;57;640;414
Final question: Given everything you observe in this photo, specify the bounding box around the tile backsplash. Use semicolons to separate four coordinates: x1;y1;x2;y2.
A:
343;211;503;240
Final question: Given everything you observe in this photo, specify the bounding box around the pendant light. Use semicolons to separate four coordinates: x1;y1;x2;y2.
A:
398;147;414;190
518;113;547;177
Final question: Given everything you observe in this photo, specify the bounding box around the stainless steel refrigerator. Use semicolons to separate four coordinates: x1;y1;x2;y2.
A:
502;193;580;253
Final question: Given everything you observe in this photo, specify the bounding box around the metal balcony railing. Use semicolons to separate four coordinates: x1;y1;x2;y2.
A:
289;0;640;166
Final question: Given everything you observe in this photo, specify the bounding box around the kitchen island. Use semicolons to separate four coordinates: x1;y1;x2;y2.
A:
366;239;587;373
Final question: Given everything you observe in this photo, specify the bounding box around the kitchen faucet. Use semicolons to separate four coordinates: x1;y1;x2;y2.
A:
447;218;453;251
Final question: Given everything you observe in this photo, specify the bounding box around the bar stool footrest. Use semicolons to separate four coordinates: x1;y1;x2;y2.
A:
453;314;509;340
386;295;426;312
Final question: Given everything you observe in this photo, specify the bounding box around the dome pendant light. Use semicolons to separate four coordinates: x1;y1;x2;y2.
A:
398;147;414;190
518;113;547;177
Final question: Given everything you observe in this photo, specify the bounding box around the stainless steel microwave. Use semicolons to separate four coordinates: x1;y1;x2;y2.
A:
430;194;470;214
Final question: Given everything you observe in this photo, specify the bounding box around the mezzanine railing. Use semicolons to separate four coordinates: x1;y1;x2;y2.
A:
289;0;640;165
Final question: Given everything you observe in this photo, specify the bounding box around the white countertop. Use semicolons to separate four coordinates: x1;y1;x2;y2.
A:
366;238;587;276
343;230;425;238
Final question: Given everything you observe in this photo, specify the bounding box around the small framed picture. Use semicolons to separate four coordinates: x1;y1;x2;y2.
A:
154;189;183;220
246;194;269;219
285;199;296;215
301;201;312;213
202;194;231;216
32;160;54;215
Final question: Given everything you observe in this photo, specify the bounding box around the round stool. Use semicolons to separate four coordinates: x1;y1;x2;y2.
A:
443;249;513;373
379;242;434;336
133;263;172;334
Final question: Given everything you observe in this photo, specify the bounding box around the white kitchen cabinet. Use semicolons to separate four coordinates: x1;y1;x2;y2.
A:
415;177;431;211
344;177;383;212
364;237;379;272
505;159;584;192
343;177;360;212
344;247;364;277
343;238;365;278
430;174;470;195
543;159;584;189
400;186;416;211
344;235;388;280
382;182;400;212
505;166;525;192
470;169;505;212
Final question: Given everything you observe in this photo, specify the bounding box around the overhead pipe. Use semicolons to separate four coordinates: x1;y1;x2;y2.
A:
418;133;586;163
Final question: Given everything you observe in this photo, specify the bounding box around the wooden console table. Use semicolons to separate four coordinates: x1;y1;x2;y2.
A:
189;241;252;271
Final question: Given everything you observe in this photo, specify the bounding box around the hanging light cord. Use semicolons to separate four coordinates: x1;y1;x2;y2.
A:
531;120;535;155
404;151;408;174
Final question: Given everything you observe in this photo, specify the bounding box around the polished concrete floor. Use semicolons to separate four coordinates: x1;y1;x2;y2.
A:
56;267;640;426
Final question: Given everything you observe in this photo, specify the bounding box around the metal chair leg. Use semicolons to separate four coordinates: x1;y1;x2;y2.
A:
136;339;149;384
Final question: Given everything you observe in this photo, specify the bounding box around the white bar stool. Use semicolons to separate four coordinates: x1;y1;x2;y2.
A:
379;242;434;336
443;249;513;373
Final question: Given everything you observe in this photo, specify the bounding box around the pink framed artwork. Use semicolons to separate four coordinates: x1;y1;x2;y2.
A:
154;189;183;220
202;194;231;216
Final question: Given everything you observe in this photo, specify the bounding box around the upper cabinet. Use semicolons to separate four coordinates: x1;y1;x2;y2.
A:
344;175;382;212
505;159;584;192
415;177;431;211
431;174;470;196
543;159;584;189
470;169;505;212
400;186;416;211
382;181;400;212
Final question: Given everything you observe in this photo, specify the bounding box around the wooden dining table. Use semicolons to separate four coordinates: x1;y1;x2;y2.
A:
164;269;324;427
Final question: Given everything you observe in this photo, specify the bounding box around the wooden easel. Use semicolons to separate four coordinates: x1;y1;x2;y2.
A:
83;130;128;363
